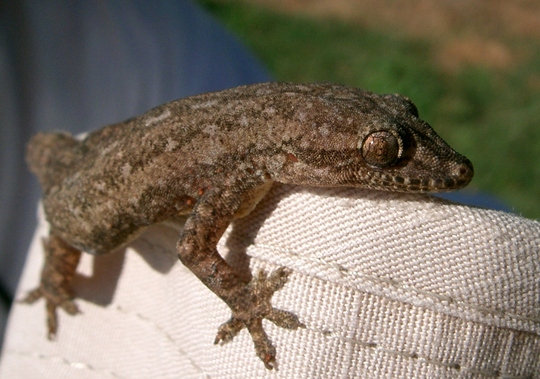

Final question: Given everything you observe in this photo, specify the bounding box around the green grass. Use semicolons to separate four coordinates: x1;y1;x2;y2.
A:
199;0;540;219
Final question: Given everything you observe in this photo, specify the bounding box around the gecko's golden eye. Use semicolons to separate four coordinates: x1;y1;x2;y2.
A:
360;131;400;167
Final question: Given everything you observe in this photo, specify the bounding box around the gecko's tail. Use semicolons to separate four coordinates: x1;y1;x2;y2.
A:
26;131;80;192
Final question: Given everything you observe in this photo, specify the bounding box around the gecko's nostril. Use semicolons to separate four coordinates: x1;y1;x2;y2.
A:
453;160;474;187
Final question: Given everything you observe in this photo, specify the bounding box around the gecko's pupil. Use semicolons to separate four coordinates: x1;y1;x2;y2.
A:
361;131;400;167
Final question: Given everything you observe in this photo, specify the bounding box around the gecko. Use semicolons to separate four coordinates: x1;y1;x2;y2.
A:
24;82;473;369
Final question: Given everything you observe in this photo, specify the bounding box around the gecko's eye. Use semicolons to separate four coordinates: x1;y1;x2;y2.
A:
360;131;400;167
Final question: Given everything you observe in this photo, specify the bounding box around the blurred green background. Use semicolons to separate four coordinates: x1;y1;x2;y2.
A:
199;0;540;220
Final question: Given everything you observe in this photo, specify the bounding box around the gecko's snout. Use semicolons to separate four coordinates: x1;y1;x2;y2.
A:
432;158;474;192
452;158;474;187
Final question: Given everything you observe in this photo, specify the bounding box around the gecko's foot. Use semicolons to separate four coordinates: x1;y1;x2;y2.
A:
20;286;80;339
214;267;305;370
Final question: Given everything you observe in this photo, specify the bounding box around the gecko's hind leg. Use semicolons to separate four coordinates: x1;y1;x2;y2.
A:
214;268;305;369
21;233;82;339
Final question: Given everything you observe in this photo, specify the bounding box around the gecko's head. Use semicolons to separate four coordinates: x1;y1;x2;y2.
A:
271;83;474;193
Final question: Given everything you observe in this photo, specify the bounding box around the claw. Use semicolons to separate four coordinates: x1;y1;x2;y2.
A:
45;299;58;339
246;318;276;370
214;317;243;344
20;288;44;304
60;299;80;315
267;267;290;289
263;355;275;370
266;308;305;330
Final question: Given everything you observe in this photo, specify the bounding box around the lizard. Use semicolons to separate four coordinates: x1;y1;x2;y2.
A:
23;82;474;369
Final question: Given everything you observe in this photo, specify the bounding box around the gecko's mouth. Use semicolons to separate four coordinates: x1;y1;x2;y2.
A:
407;159;474;193
365;157;474;193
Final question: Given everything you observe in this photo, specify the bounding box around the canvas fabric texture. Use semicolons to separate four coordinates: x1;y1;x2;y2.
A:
1;184;539;379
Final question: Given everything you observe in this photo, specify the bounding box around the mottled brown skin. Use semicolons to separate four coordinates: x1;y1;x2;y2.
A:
24;82;473;369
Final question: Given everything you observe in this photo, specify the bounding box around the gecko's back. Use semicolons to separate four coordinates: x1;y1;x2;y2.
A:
25;83;306;252
26;81;385;194
28;82;473;255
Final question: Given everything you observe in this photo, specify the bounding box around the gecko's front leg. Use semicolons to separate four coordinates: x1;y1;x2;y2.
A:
177;189;304;369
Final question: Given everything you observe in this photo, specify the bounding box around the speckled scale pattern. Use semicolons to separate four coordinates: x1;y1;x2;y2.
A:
24;82;473;369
